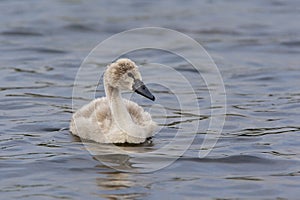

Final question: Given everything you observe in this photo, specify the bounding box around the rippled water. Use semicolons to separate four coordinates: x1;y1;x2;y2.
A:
1;0;300;199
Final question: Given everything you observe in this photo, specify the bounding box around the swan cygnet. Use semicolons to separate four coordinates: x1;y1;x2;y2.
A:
70;58;157;144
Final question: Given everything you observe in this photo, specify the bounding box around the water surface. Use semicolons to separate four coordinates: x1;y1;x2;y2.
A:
1;0;300;199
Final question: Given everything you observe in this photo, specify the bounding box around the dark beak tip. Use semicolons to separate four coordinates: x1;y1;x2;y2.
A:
133;80;155;102
152;96;155;101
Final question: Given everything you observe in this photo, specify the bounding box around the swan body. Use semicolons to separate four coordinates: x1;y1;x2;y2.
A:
70;58;157;144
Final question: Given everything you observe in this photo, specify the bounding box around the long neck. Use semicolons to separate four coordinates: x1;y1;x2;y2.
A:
104;82;135;133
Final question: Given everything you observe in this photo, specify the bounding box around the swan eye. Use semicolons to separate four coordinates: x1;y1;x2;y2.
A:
127;72;134;79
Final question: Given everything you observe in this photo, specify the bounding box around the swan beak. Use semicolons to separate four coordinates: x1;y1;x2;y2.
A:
133;79;155;101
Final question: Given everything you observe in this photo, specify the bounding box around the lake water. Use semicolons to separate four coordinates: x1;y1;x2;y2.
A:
1;0;300;199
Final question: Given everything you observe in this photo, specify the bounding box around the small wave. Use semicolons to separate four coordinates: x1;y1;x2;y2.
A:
1;30;43;37
183;155;273;164
232;126;300;136
280;41;300;47
17;47;68;54
64;24;97;32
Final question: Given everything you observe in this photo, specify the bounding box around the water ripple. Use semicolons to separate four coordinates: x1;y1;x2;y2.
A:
232;126;300;137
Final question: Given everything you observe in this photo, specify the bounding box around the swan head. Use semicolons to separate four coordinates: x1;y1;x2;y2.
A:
105;58;155;101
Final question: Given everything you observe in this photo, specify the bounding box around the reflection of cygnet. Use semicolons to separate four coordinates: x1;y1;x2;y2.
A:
70;58;157;144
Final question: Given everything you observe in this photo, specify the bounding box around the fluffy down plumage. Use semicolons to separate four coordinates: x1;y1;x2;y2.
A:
70;98;157;143
70;58;157;144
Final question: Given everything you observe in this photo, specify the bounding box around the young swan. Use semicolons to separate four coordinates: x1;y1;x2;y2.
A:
70;58;157;144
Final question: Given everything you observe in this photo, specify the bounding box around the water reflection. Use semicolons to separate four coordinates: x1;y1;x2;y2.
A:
96;172;149;200
84;132;190;173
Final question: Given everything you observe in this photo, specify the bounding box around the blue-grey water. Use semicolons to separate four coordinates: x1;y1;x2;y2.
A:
1;0;300;199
